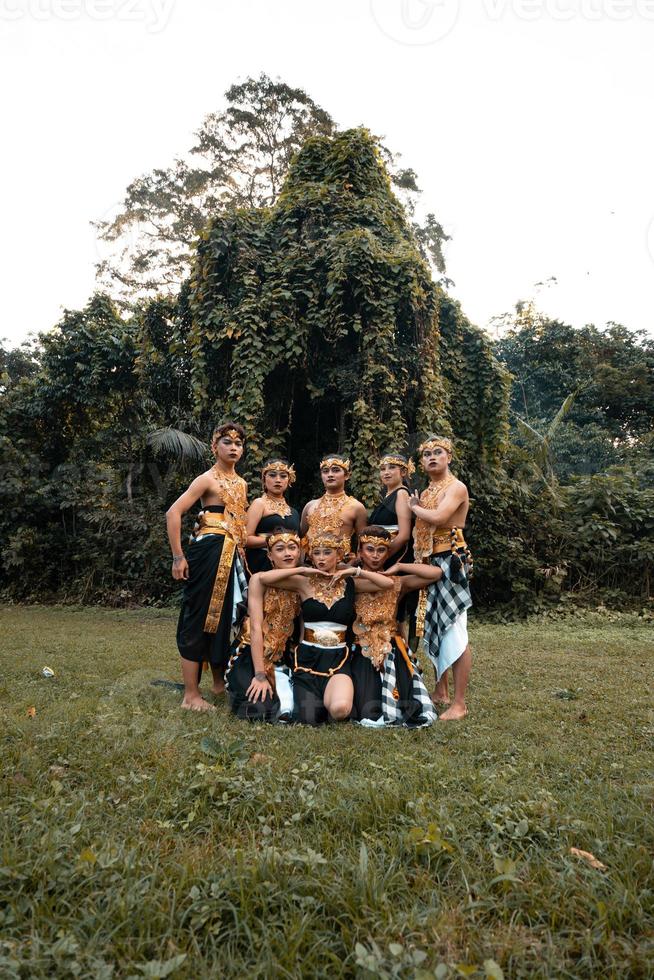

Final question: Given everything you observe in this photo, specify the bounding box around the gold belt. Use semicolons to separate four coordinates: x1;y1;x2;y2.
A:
431;526;466;555
303;627;347;646
195;514;228;537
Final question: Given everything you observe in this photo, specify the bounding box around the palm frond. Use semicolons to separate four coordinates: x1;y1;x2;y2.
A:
146;427;208;467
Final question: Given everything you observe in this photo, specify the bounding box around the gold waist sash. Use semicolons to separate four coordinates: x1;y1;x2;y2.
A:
303;627;347;647
193;515;237;634
430;526;466;555
195;513;229;537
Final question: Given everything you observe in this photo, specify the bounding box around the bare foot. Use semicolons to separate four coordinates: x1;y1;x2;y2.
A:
439;703;467;721
431;687;451;707
181;694;216;712
211;681;226;696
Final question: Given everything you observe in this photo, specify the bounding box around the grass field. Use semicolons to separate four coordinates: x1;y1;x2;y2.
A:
1;605;653;979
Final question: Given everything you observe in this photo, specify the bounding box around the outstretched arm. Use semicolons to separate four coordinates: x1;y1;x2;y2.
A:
329;567;394;592
385;562;443;596
408;484;467;526
257;566;326;592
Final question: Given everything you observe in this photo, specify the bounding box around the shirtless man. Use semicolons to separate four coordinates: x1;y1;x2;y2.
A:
166;422;248;711
409;436;472;721
300;453;368;559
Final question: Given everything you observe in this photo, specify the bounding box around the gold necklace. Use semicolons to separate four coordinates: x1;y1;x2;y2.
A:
311;576;346;609
263;492;291;517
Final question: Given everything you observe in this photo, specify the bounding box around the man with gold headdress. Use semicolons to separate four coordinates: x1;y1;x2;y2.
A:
166;422;248;712
300;452;368;559
409;436;473;721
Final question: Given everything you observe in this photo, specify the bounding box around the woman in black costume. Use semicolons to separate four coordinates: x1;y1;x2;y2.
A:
245;459;300;574
368;453;414;566
257;533;393;725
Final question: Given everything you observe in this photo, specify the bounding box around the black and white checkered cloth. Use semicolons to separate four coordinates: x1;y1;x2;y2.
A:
380;648;437;727
423;553;472;671
229;553;249;644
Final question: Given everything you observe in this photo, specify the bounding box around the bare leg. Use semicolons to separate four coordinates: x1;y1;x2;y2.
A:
432;667;451;706
210;664;225;696
324;674;354;722
181;658;216;711
439;645;471;721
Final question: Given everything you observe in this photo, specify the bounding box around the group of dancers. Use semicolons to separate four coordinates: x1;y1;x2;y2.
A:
165;422;473;726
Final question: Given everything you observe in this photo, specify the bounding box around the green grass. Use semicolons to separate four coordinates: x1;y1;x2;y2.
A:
1;606;653;979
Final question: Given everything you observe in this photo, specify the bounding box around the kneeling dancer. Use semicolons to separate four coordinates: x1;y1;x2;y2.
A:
166;422;248;712
226;530;301;722
350;526;438;727
409;435;473;721
258;533;393;725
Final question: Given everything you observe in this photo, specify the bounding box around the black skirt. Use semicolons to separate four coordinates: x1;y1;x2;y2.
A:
350;641;429;726
225;645;280;722
176;534;239;669
291;642;352;726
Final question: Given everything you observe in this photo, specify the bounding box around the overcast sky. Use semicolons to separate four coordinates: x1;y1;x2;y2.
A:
1;0;653;347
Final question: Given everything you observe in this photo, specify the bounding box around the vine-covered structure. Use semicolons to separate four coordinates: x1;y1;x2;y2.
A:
188;128;510;502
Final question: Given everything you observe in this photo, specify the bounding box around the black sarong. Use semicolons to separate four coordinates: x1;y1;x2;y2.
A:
225;645;280;722
176;534;244;669
291;642;352;726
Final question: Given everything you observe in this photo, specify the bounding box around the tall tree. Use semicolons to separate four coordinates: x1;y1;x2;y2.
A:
94;74;451;305
94;75;336;302
187;127;509;503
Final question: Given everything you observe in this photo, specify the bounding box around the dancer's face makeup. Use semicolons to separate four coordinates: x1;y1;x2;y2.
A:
422;446;450;476
264;470;289;495
269;541;300;567
310;546;340;573
214;435;244;465
359;542;389;571
320;465;346;492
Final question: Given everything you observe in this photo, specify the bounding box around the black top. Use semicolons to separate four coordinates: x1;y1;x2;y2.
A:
369;487;409;526
369;487;413;567
245;506;301;575
200;504;225;514
301;576;355;627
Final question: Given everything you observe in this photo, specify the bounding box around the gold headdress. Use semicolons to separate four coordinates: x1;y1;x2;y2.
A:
261;460;296;485
266;531;301;550
225;428;242;441
418;436;453;455
320;455;350;474
359;534;390;549
308;535;346;554
379;454;415;477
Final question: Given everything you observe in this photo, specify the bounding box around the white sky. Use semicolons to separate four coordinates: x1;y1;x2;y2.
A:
1;0;653;347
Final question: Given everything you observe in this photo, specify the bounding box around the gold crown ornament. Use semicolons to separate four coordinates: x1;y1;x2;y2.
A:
261;460;296;485
320;456;350;474
358;534;391;548
308;535;346;554
379;454;416;477
266;531;301;549
418;437;453;455
225;428;243;441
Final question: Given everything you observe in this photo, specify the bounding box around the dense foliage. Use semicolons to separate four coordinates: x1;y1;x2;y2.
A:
1;130;651;614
